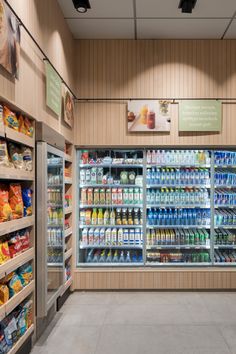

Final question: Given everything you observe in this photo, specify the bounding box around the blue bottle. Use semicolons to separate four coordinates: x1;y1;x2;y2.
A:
163;209;168;226
183;209;188;226
147;208;153;226
151;168;156;185
153;208;158;226
187;209;193;226
147;169;151;185
156;168;161;185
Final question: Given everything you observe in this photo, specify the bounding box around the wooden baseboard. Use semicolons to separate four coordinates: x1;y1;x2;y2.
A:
73;268;236;290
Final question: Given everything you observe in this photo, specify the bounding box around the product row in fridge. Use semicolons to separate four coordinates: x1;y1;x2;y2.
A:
80;149;144;167
146;250;211;265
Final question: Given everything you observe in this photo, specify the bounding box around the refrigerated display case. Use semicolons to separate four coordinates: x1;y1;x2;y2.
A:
37;142;65;316
76;148;236;267
77;149;144;266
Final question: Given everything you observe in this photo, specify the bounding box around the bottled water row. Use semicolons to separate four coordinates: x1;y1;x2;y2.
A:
146;167;210;186
147;150;211;166
147;208;211;226
215;171;236;186
214;190;236;206
215;151;236;166
147;188;210;206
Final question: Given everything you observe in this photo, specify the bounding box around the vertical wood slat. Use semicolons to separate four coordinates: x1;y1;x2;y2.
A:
75;40;236;147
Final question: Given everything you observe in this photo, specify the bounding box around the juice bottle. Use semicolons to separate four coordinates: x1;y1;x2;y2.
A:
106;188;111;205
88;228;94;245
53;209;58;225
105;228;111;245
92;208;98;225
97;208;104;225
104;209;110;225
122;208;128;225
112;188;118;205
111;228;117;245
94;228;100;245
100;228;105;245
116;208;122;225
110;209;116;225
134;208;139;225
117;188;123;205
128;208;133;225
93;188;99;205
118;228;123;245
99;188;106;205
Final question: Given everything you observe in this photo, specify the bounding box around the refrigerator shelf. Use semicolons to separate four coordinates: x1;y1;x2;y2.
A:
146;204;210;209
80;184;142;188
80;164;143;168
215;165;236;168
215;185;236;189
79;224;143;229
146;245;211;250
214;263;236;266
147;225;211;229
215;205;236;209
80;245;143;250
48;224;63;228
147;185;211;189
214;226;236;229
77;262;144;267
47;184;63;188
145;262;212;267
214;245;236;249
147;164;211;168
80;204;143;209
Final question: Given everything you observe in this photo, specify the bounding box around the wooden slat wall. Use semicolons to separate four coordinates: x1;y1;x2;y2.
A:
74;269;236;290
0;0;75;141
75;39;236;147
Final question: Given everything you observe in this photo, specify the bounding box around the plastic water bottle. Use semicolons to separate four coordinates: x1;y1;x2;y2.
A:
147;169;151;185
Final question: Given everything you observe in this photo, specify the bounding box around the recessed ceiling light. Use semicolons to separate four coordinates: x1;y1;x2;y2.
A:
178;0;197;13
72;0;91;13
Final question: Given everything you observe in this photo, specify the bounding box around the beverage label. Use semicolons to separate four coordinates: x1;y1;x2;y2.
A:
93;188;100;205
134;188;140;204
94;228;100;245
112;228;117;245
118;228;123;245
129;229;135;244
99;189;106;204
86;169;91;183
80;210;86;225
97;168;104;184
85;210;92;225
112;188;118;205
82;228;88;245
123;189;129;204
135;229;141;244
106;188;111;204
129;188;134;204
100;228;105;245
105;228;111;245
87;188;93;205
123;229;129;244
117;188;123;205
88;228;94;245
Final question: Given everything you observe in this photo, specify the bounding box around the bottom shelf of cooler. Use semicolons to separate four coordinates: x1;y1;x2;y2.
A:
77;263;144;267
8;325;34;354
214;249;236;264
79;247;143;265
146;262;212;266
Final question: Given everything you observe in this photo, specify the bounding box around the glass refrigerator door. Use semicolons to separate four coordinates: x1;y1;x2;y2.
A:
47;150;64;302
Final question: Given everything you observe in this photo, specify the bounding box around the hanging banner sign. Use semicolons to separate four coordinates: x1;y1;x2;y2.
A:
179;100;222;132
45;61;62;117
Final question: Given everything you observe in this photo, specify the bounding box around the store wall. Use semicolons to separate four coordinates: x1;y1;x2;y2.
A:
0;0;75;141
75;40;236;147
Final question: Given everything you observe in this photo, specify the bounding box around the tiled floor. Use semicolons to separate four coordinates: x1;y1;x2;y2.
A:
31;291;236;354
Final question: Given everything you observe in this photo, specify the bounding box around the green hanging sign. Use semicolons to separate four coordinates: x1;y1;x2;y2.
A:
179;100;222;132
45;61;62;117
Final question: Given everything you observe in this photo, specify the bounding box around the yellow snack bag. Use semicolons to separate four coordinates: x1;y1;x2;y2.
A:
9;184;23;219
3;106;19;130
0;284;9;305
0;185;12;222
0;242;11;265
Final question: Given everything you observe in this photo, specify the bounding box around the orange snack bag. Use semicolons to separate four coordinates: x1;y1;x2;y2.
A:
0;242;11;265
0;185;12;222
19;115;34;137
3;106;19;130
9;184;23;219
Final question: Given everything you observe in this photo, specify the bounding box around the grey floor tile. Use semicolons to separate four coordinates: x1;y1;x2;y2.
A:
65;291;114;306
219;325;236;353
59;304;110;326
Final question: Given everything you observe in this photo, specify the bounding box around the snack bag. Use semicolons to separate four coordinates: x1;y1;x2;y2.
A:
0;186;12;222
9;184;23;219
8;235;22;258
8;274;23;298
0;104;4;132
0;327;9;354
22;146;33;171
23;300;33;328
18;115;34;137
18;229;30;252
17;263;32;286
16;308;27;336
0;284;9;305
8;143;24;170
22;188;32;217
0;139;10;167
0;242;10;265
3;106;18;131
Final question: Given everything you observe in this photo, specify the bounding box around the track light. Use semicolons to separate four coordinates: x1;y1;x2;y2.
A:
72;0;91;13
178;0;197;13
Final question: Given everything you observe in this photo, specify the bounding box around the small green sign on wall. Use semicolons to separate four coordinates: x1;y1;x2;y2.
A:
45;61;62;117
179;100;222;132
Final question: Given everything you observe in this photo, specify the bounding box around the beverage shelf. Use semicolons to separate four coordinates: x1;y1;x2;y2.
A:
215;205;236;209
65;206;73;215
5;280;35;316
0;215;34;237
80;204;143;208
78;263;144;267
0;248;34;279
147;164;211;168
65;248;73;261
215;185;236;189
80;245;143;250
146;262;212;266
146;204;210;209
8;325;34;354
214;263;236;266
214;226;236;229
80;184;141;188
79;225;143;229
215;165;236;168
80;164;143;168
5;127;34;148
147;185;211;189
214;245;236;249
0;167;34;181
147;245;210;250
147;225;211;229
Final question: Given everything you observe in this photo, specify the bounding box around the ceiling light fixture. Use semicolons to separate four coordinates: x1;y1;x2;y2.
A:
72;0;91;13
178;0;197;13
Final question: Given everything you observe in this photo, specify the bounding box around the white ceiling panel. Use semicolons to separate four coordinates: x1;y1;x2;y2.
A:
224;20;236;38
57;0;134;18
137;19;229;39
136;0;236;18
67;19;135;39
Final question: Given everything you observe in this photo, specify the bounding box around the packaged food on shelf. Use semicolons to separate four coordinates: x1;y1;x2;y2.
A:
0;284;9;305
22;188;33;217
0;185;12;222
18;115;34;138
0;139;11;167
3;106;19;131
3;106;34;137
9;184;24;220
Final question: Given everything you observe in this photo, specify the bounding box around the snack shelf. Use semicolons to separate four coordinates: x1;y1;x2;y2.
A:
0;248;34;279
65;206;73;215
0;215;34;237
5;280;35;316
214;245;236;249
63;277;72;292
64;154;72;163
80;164;143;168
0;167;34;181
65;248;73;261
80;184;141;188
80;245;143;250
147;185;211;189
146;204;210;209
80;204;143;208
5;126;34;148
146;245;211;250
147;225;211;229
8;325;34;354
65;177;72;184
147;164;211;168
79;225;143;229
65;227;72;238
